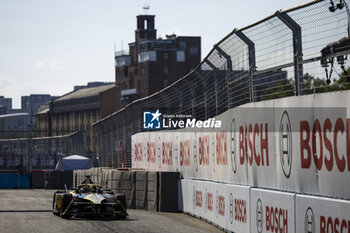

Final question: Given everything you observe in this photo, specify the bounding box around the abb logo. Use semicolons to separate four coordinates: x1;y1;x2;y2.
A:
265;206;288;233
320;216;350;233
195;190;202;207
239;123;269;166
162;142;172;165
134;143;143;162
218;195;225;217
235;199;247;223
300;118;350;172
207;192;213;211
198;135;210;165
216;132;227;165
180;140;191;166
147;142;156;163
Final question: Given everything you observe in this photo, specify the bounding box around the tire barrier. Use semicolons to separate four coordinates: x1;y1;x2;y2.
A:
180;179;350;233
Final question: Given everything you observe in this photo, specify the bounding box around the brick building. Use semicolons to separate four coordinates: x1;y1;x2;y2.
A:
114;14;201;107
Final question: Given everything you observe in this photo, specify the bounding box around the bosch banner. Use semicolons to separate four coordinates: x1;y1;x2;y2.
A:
296;194;350;233
132;91;350;199
250;188;295;233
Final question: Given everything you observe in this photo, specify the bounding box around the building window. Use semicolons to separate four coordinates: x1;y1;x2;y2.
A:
163;79;169;87
176;51;185;62
163;66;169;74
163;52;169;60
179;41;186;50
190;46;198;55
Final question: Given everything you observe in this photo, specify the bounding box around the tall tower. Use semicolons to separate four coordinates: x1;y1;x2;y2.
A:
135;15;157;43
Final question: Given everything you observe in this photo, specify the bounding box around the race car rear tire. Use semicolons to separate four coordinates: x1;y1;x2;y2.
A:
60;194;72;219
115;193;127;210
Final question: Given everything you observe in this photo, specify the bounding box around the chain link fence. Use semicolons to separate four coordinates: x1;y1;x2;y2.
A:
94;0;350;168
0;131;88;171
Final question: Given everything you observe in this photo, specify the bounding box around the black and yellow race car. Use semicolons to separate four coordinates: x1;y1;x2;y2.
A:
52;175;128;219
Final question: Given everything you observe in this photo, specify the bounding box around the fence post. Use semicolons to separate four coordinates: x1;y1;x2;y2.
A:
276;11;303;96
205;60;219;117
235;30;256;102
214;45;232;109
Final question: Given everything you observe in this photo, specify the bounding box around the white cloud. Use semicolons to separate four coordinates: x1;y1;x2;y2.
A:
34;59;61;70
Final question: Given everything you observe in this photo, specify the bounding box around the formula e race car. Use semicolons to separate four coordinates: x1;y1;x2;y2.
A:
52;175;128;219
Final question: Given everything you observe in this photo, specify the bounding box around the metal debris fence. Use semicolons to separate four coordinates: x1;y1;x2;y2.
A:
94;0;350;168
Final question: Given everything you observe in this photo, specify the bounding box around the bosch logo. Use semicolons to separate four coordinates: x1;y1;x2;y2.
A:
229;193;234;224
305;207;315;233
231;119;237;173
279;111;292;178
256;199;263;233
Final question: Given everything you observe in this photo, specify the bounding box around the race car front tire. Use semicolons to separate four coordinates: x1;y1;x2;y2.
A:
60;194;72;219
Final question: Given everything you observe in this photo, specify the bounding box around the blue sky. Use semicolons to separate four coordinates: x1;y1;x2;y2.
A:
0;0;308;108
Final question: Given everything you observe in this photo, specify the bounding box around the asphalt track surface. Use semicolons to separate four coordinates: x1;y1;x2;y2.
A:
0;189;224;233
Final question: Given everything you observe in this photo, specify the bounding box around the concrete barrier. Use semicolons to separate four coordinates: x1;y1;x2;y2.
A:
147;171;158;211
136;171;148;209
122;171;136;209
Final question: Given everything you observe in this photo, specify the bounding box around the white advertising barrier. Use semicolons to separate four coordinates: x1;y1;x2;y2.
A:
132;132;146;169
213;182;227;229
275;95;319;194
225;184;251;233
233;102;277;189
296;194;350;233
176;131;195;179
250;188;295;233
191;180;206;218
179;179;192;214
132;91;350;199
313;93;350;198
160;131;174;171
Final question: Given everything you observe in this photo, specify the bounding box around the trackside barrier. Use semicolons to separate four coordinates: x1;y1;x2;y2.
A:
136;171;148;209
158;172;179;212
72;168;180;212
296;194;350;233
147;171;158;211
132;91;350;200
0;172;30;189
31;171;45;188
44;170;73;189
179;179;350;233
122;171;136;209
